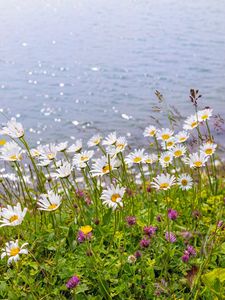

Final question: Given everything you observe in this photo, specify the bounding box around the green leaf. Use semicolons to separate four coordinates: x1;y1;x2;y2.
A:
202;268;225;286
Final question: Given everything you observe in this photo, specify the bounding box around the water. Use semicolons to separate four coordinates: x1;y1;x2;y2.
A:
0;0;225;146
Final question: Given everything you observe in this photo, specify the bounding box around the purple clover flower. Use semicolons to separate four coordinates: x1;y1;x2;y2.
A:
66;276;80;289
140;238;150;248
77;231;92;243
168;208;178;220
187;245;196;256
143;226;157;237
126;216;136;226
165;232;176;243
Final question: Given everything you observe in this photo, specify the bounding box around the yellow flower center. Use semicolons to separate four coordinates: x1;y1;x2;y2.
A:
161;134;170;140
111;193;121;202
116;143;124;150
164;156;171;162
179;137;186;142
48;203;58;210
194;161;203;167
10;247;20;256
159;183;169;189
80;225;92;235
174;150;182;157
133;157;142;163
181;179;188;186
9;215;19;223
9;155;18;160
80;156;89;161
47;153;54;160
94;139;100;144
102;165;111;173
0;139;6;146
167;141;174;147
191;121;198;128
149;130;156;136
145;159;152;164
205;148;213;155
201;115;208;120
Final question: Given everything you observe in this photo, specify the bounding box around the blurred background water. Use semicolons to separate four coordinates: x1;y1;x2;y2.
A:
0;0;225;146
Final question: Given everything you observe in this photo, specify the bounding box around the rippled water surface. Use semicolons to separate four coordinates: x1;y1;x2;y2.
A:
0;0;225;145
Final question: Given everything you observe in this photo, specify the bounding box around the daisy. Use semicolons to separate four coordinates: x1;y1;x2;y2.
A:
183;114;199;130
185;152;209;168
51;161;73;179
101;184;126;210
37;159;51;167
91;156;117;177
37;190;62;211
200;142;217;156
67;139;82;153
171;144;186;158
30;145;43;158
145;153;158;164
161;137;177;150
1;240;28;265
156;128;174;141
0;203;27;227
73;150;94;169
175;131;190;143
102;132;117;146
56;141;68;152
40;143;58;160
177;174;193;190
125;149;146;165
151;173;176;190
0;118;24;138
0;141;23;161
159;152;174;168
106;136;127;156
87;134;102;147
197;108;213;122
143;125;157;137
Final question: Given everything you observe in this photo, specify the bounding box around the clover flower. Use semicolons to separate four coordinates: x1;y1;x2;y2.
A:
77;225;93;243
168;208;178;220
66;276;80;289
165;232;176;243
140;238;150;248
143;226;157;237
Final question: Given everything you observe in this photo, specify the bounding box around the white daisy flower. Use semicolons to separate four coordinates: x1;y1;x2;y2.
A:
106;136;127;156
0;141;23;161
37;190;62;211
175;131;190;143
171;144;186;158
1;240;28;265
183;114;199;130
102;132;117;146
73;150;94;169
91;156;117;177
185;152;209;168
37;159;51;167
151;173;176;190
125;149;146;165
161;137;177;150
30;145;43;158
143;125;157;137
156;128;174;141
87;134;102;147
0;118;24;139
56;141;68;152
51;161;73;179
40;144;58;160
145;153;158;164
67;139;82;153
177;174;193;190
0;203;27;227
200;142;217;156
159;152;174;168
100;184;126;210
197;108;213;122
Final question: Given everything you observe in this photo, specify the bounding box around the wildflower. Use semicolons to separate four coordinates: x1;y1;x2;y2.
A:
192;210;201;219
0;118;24;138
182;252;190;263
134;250;142;258
175;131;190;143
30;145;43;158
127;255;137;264
180;230;193;240
151;173;176;190
102;132;117;146
143;125;157;137
145;153;158;164
156;128;174;141
73;150;94;169
126;216;136;226
40;143;58;160
197;108;213;122
183;114;199;130
165;232;176;243
161;137;177;150
168;208;178;220
143;226;157;237
37;159;51;167
177;174;193;190
187;245;196;256
51;161;73;179
0;141;23;161
107;136;127;156
171;144;186;158
66;276;80;289
140;238;150;248
1;240;28;265
37;190;61;211
67;139;82;153
56;141;68;152
87;134;102;147
200;142;217;156
125;149;146;165
159;152;173;168
185;152;209;168
0;203;27;227
91;156;117;177
77;225;93;242
100;184;126;210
